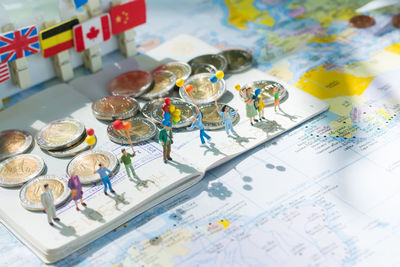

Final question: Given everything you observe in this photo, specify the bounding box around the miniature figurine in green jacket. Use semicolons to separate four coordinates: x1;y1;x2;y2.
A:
159;119;173;163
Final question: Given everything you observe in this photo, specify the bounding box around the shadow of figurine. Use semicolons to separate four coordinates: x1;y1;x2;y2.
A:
80;207;106;223
107;192;130;211
167;160;199;174
276;107;300;122
254;119;285;138
53;220;78;237
228;133;256;148
202;142;228;157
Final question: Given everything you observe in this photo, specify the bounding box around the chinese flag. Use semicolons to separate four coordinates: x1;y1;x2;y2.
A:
109;0;146;35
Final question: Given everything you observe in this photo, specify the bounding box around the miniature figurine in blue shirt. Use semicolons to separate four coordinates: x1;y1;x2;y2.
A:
187;105;212;145
215;98;237;136
94;163;115;195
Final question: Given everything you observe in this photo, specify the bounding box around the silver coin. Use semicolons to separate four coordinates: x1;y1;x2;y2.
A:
188;54;228;73
46;135;92;158
108;70;153;97
243;80;287;106
219;49;254;73
151;99;196;129
92;96;139;121
152;61;191;81
140;71;177;100
107;118;157;144
66;150;118;185
19;174;70;211
0;129;33;161
0;154;45;188
179;73;226;105
190;63;217;76
198;103;240;130
35;118;85;150
141;97;182;122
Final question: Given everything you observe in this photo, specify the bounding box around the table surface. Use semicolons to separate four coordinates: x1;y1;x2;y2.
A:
2;0;400;266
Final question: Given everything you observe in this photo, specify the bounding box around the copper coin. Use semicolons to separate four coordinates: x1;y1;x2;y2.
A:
109;70;153;97
349;15;375;28
392;14;400;29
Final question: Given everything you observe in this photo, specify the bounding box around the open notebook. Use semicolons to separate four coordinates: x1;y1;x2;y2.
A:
0;35;328;263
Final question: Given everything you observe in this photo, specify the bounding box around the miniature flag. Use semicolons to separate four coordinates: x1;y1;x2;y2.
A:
0;62;10;83
73;0;88;9
73;14;111;52
109;0;147;35
40;18;79;58
0;25;40;63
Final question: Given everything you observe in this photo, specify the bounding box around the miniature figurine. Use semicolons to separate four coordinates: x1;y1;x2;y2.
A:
187;102;212;145
40;184;60;226
215;97;237;136
68;174;87;211
241;87;258;126
121;148;141;182
254;88;266;121
94;163;115;195
159;118;173;163
273;86;282;112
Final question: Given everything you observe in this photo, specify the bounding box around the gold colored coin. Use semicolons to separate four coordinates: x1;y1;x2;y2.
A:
147;72;173;94
190;77;219;100
25;179;64;203
0;132;25;154
116;121;150;138
201;106;222;124
0;157;38;181
72;153;111;178
43;122;78;143
98;97;133;114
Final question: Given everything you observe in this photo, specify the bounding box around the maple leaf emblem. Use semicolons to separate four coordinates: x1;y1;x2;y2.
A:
86;26;100;40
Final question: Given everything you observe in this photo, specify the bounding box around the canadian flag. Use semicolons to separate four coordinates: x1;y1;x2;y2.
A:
73;14;111;52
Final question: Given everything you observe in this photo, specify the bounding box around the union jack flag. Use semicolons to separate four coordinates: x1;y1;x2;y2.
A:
0;25;40;63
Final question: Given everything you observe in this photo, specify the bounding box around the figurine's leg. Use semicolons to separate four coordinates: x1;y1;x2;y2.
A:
102;178;109;192
200;130;205;144
107;178;113;192
166;142;172;160
124;164;132;178
162;145;167;162
202;129;211;141
225;123;230;135
46;209;53;223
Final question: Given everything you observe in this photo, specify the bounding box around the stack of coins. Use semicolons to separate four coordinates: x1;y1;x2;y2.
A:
36;118;89;158
19;175;70;211
0;154;45;188
107;118;157;144
0;129;34;161
92;96;140;121
66;150;119;184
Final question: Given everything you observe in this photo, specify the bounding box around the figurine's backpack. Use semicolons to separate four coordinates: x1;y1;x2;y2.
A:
253;94;260;109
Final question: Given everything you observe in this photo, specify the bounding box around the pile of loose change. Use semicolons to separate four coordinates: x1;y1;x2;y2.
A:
91;49;288;143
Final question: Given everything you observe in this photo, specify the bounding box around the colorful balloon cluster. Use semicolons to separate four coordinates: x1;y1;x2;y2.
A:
85;128;96;146
162;97;181;125
210;70;224;83
113;120;135;151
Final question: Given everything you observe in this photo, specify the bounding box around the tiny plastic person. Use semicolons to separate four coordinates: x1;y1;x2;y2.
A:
241;87;258;125
273;86;282;112
254;88;266;121
40;183;60;226
215;98;237;135
68;174;87;211
187;103;211;145
159;118;173;163
120;148;143;185
94;163;115;195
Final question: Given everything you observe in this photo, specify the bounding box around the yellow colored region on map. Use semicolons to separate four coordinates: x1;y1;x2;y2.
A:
294;66;374;99
385;43;400;55
308;29;355;44
225;0;274;30
267;63;294;82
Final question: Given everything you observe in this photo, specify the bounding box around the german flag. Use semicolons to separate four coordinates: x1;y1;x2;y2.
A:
40;18;79;58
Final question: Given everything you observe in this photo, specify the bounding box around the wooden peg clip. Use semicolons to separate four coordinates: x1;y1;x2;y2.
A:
2;23;31;89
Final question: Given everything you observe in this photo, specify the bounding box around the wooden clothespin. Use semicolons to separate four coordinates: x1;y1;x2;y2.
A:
1;24;31;89
42;20;74;82
80;0;103;73
111;0;137;57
